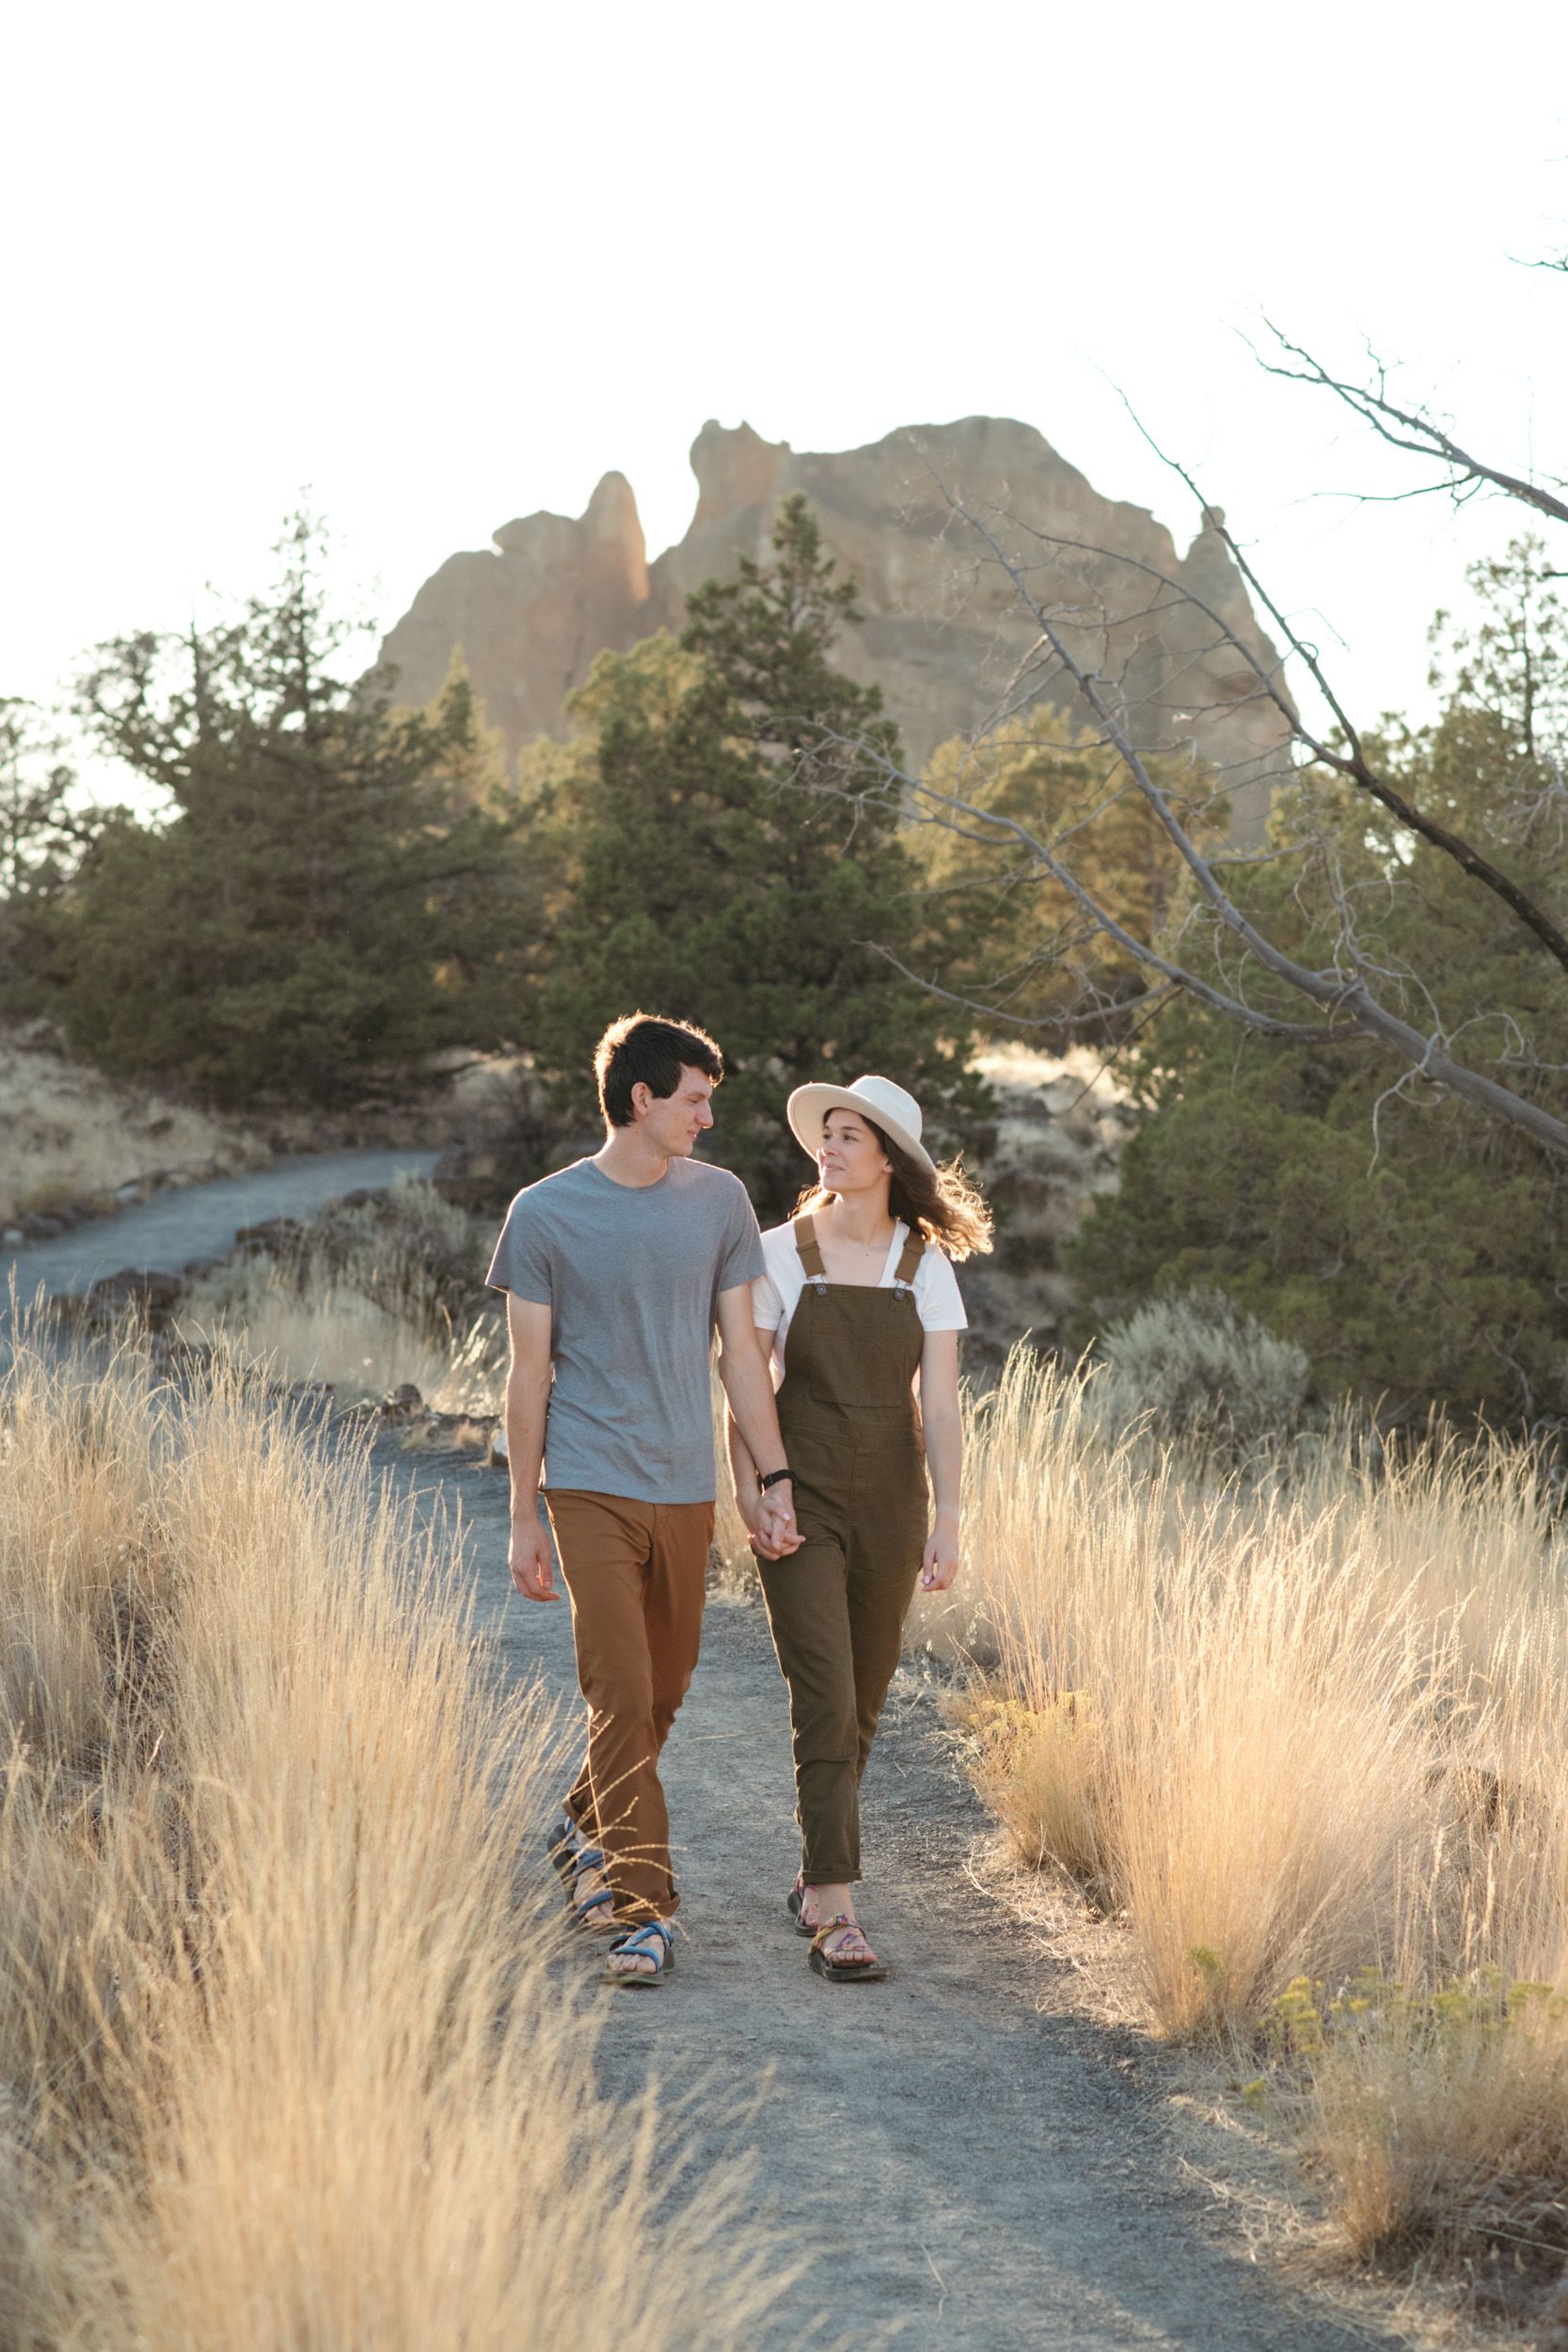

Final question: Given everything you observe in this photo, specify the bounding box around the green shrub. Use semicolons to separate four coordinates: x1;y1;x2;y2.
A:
1067;545;1568;1431
1099;1287;1311;1453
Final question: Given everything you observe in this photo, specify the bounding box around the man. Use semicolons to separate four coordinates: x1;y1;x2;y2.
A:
489;1011;800;1986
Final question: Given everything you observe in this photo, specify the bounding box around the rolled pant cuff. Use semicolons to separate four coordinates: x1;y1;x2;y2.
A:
802;1861;861;1884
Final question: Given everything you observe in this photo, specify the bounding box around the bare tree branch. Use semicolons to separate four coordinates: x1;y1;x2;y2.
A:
1094;398;1568;979
948;494;1568;1151
1255;323;1568;530
775;484;1568;1159
858;939;1165;1032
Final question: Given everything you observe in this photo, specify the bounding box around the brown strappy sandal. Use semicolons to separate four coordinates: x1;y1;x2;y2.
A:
808;1915;888;1983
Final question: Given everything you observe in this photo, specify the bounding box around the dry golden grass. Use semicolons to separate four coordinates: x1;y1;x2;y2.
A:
1268;1972;1568;2265
951;1343;1568;2273
176;1186;507;1412
966;1691;1112;1894
179;1250;456;1399
0;1321;783;2350
0;1026;267;1223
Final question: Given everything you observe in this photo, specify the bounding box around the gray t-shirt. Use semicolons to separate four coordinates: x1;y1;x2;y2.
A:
485;1156;765;1503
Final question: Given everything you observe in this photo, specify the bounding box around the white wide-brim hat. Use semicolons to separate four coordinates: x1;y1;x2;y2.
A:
785;1074;937;1180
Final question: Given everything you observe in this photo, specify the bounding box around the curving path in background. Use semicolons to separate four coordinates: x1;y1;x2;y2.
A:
8;1155;1404;2352
0;1149;439;1314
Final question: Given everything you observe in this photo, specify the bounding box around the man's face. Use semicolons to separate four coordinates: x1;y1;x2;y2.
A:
634;1066;716;1158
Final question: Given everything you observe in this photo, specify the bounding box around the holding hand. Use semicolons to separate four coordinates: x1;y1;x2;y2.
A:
742;1483;802;1562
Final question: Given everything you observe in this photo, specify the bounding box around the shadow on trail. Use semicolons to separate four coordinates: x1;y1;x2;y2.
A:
398;1442;1412;2352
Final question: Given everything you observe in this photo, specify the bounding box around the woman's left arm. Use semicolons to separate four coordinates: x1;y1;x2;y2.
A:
917;1328;962;1591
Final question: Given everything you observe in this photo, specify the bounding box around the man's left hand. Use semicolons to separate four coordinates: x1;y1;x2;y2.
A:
756;1483;801;1557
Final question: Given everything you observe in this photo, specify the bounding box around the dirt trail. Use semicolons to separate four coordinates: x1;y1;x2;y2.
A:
438;1445;1393;2352
13;1168;1402;2350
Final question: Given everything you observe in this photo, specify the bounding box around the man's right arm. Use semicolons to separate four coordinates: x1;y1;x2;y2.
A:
716;1283;800;1556
504;1293;557;1600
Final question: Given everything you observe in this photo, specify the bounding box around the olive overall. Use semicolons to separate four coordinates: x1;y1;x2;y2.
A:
757;1214;929;1885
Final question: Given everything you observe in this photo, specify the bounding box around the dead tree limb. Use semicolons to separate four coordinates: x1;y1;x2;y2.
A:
949;493;1568;1151
773;483;1568;1156
1255;325;1568;530
1076;397;1568;980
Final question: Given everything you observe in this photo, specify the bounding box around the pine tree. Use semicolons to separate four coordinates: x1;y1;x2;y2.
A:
57;514;527;1103
0;699;108;1011
531;498;986;1209
1067;542;1568;1426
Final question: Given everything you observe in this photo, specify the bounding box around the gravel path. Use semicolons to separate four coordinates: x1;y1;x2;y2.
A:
432;1447;1397;2352
0;1148;440;1309
13;1168;1402;2350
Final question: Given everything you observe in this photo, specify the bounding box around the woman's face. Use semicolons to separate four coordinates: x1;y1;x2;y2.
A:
817;1109;893;1199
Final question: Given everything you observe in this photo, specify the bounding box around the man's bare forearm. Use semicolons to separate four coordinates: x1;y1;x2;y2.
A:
718;1340;787;1476
505;1366;549;1519
503;1295;553;1524
726;1406;759;1506
713;1293;799;1555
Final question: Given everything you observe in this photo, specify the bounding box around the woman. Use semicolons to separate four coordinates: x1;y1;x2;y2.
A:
728;1074;991;1982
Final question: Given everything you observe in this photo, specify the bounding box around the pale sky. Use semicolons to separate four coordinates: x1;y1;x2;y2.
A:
5;0;1564;792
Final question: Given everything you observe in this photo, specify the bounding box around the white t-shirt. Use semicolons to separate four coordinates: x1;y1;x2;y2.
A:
752;1219;967;1375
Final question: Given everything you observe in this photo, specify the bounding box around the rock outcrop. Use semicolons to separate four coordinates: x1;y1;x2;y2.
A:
382;469;650;753
381;417;1291;832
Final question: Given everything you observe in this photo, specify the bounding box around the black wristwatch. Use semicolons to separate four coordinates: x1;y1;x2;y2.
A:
757;1466;795;1494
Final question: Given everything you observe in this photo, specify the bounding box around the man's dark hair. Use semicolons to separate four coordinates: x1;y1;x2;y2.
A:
594;1012;724;1128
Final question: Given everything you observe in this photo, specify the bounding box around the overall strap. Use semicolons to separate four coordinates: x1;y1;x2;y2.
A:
893;1227;927;1288
793;1214;828;1281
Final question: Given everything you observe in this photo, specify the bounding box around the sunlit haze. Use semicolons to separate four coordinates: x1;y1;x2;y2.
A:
7;0;1563;790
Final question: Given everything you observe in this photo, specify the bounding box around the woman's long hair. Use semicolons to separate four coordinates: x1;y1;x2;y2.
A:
794;1118;993;1262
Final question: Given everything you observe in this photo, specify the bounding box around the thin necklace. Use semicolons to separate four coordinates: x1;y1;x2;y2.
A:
829;1212;895;1255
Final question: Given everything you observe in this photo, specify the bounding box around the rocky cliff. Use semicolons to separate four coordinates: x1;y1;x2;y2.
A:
381;417;1291;828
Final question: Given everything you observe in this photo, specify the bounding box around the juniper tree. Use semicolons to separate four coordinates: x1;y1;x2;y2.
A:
0;699;108;1011
60;514;527;1103
531;497;985;1210
1068;545;1568;1425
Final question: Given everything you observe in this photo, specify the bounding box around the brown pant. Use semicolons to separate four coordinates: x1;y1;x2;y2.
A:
544;1489;714;1923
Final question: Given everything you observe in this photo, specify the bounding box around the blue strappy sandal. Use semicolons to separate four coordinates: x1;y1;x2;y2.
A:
565;1845;615;1932
546;1817;617;1932
602;1918;675;1989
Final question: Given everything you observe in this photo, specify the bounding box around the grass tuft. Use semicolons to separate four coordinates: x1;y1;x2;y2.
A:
953;1342;1568;2277
176;1177;507;1409
0;1316;784;2349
